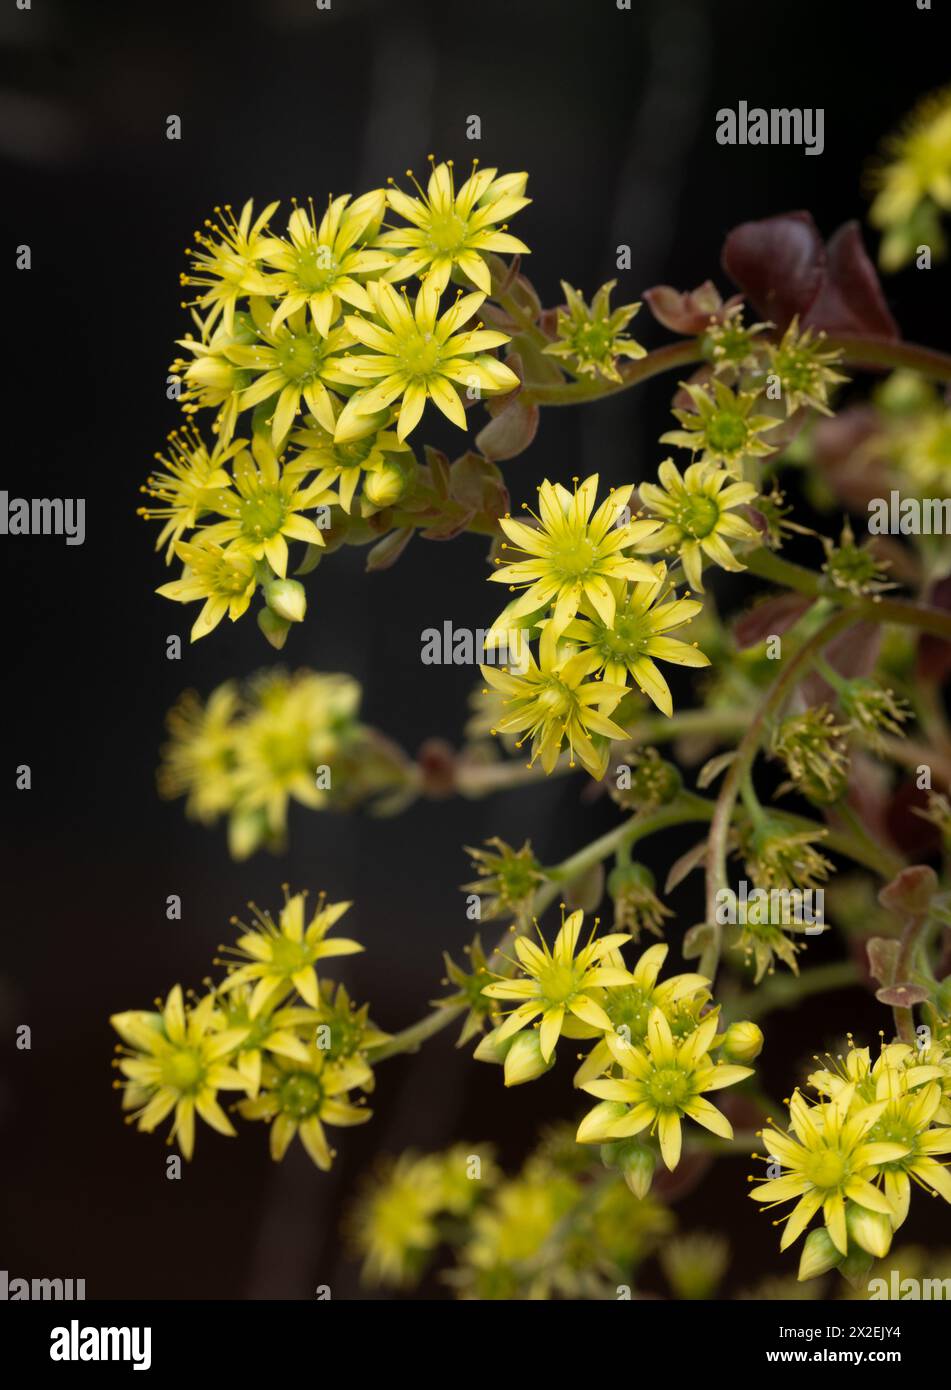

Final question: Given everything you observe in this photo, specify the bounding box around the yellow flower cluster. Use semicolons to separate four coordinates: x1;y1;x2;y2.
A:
476;916;761;1182
147;162;529;638
111;890;388;1168
751;1037;951;1280
158;669;416;858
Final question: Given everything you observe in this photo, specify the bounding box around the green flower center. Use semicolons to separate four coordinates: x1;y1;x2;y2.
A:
605;986;654;1041
598;610;650;662
426;211;468;254
210;557;251;595
535;679;576;720
240;489;286;539
570;322;612;359
647;1066;691;1109
706;411;748;454
278;1072;324;1119
268;935;314;974
293;247;339;292
537;961;581;1005
552;536;597;579
161;1048;204;1094
278;333;325;382
399;329;443;377
675;494;720;539
804;1148;848;1189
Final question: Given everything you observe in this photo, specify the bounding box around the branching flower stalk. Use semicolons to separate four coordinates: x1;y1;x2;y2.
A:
118;101;951;1295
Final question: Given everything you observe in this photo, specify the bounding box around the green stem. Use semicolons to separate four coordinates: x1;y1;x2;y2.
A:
701;610;858;980
522;333;951;406
744;548;951;641
525;339;702;404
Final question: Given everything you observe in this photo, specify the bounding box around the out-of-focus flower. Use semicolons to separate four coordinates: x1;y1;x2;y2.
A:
870;88;951;270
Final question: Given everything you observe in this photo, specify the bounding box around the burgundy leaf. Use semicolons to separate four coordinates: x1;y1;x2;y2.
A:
801;221;899;340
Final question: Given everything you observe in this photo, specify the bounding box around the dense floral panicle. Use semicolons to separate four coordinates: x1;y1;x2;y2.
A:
180;199;281;332
661;379;780;471
479;647;630;779
870;87;951;269
111;986;249;1160
482;908;634;1063
577;1005;752;1170
249;190;391;335
379;159;530;294
155;535;257;642
489;473;661;661
139;426;241;560
237;1045;372;1168
557;564;708;717
636;458;760;592
543;280;647;382
219;889;362;1016
197;433;336;577
336;279;518;442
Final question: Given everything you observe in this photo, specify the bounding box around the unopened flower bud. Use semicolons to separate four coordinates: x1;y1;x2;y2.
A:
503;1029;554;1087
363;458;411;509
264;578;307;624
846;1201;893;1260
257;605;291;650
721;1020;764;1064
797;1226;840;1282
616;1140;657;1199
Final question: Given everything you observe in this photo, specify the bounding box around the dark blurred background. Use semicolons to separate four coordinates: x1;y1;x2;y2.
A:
1;0;948;1299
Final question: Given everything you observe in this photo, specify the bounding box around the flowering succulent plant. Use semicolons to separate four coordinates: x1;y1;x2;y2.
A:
114;96;951;1301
